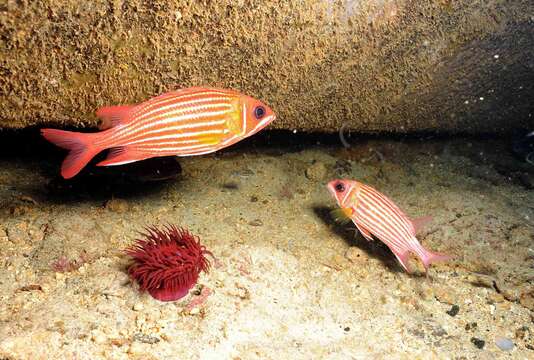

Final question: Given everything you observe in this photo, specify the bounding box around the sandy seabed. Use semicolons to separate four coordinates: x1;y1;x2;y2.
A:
0;133;533;359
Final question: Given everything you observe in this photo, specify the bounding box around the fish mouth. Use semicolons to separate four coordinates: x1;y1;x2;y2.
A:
260;114;276;127
250;114;276;136
326;181;338;201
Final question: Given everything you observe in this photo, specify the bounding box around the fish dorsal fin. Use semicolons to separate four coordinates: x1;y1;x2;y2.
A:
410;216;433;235
96;105;136;130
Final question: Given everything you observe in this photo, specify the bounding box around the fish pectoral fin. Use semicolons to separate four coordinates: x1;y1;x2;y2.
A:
197;133;224;146
96;146;148;167
226;118;244;136
355;223;374;241
96;105;136;130
226;102;245;136
330;208;353;225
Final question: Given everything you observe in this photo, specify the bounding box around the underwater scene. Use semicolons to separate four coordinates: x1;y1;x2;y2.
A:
1;130;533;359
1;1;533;359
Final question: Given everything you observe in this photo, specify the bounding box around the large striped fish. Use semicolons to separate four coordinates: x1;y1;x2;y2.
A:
41;86;276;179
327;179;450;273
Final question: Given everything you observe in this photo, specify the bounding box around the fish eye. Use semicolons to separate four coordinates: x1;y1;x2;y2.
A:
335;183;345;192
254;106;265;119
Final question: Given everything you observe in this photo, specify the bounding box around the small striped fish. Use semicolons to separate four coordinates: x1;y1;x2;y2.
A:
327;179;450;273
41;86;276;179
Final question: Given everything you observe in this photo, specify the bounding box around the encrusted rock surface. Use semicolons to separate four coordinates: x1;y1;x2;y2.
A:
1;1;533;133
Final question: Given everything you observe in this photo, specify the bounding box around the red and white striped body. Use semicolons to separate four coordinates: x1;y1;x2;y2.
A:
41;87;276;179
327;179;449;273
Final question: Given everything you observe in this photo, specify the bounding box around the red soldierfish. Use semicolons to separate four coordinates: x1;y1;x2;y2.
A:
327;179;450;273
41;87;276;179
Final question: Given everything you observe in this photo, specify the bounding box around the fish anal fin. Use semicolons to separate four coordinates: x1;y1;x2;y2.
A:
420;248;451;272
96;146;148;167
355;223;374;241
411;215;433;235
392;250;413;273
96;105;135;130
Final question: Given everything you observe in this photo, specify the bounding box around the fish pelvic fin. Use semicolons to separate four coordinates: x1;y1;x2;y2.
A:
41;129;101;179
355;222;374;241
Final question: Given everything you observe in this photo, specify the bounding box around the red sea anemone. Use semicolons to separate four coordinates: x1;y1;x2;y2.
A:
125;224;213;302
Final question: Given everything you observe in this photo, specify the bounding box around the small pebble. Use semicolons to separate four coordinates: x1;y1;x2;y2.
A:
446;304;460;317
467;273;495;288
500;286;521;302
519;173;534;190
191;286;203;296
92;331;107;344
495;337;514;351
329;254;350;270
519;290;534;311
515;326;530;340
487;293;504;304
104;198;128;213
471;337;485;349
334;160;352;176
344;247;368;263
133;333;160;344
248;219;263;227
465;322;478;331
431;326;448;338
434;287;458;305
232;168;255;178
55;272;66;281
222;182;239;190
128;342;146;355
189;307;200;315
305;161;327;181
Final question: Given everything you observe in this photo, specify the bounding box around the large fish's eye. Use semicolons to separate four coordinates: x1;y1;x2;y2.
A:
254;106;265;119
335;182;345;192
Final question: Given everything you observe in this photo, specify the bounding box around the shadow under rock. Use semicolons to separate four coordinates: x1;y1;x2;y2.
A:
0;127;185;204
312;205;403;273
38;155;184;204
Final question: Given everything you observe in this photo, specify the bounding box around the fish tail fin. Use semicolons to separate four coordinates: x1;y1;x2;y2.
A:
41;129;101;179
420;248;451;272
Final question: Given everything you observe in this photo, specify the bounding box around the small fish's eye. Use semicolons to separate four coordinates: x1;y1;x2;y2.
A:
335;183;345;192
254;106;266;119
